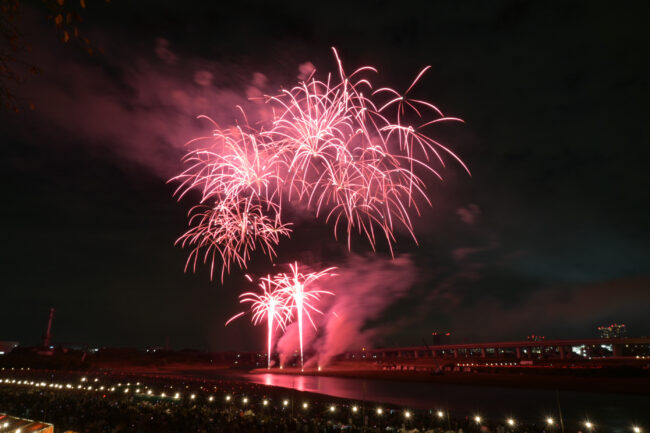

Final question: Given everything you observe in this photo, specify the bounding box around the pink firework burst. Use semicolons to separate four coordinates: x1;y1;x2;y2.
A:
175;197;291;281
172;48;468;279
226;275;291;368
274;262;336;368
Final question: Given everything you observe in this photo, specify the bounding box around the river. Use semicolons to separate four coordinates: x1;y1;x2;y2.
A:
181;370;650;432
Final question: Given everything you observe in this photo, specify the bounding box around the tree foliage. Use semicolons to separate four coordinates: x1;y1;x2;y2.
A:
0;0;109;112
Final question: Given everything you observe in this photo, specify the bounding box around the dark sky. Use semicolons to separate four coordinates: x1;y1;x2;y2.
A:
1;0;649;352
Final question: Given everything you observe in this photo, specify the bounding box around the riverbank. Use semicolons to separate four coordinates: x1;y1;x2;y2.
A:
97;360;650;394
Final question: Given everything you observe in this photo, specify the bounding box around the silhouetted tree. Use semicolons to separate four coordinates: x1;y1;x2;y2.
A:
0;0;108;112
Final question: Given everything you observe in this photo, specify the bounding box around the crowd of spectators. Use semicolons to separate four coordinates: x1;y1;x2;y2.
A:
0;369;558;433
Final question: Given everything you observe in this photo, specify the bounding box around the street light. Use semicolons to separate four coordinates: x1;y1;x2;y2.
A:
474;416;482;424
405;411;411;419
377;408;383;415
283;400;289;407
585;421;594;430
546;418;554;426
437;411;444;418
329;405;336;412
302;402;309;409
352;406;358;413
633;427;641;433
507;418;515;426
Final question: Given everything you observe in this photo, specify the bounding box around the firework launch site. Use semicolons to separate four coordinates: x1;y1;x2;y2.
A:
3;333;650;394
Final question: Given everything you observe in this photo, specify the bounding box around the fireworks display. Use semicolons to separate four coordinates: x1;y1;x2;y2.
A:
225;275;290;368
172;48;468;279
274;263;336;368
172;49;467;365
226;263;335;368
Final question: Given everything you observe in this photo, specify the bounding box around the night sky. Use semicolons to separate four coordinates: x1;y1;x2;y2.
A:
1;0;649;352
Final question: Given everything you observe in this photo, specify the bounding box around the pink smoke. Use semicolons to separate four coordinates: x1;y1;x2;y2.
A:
275;254;417;366
9;13;280;179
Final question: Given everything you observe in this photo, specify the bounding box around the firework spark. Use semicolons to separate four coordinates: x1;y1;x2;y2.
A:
175;197;291;281
226;276;291;368
274;262;336;368
172;48;468;279
226;264;335;368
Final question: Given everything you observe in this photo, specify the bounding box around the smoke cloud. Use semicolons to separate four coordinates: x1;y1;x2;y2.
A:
9;14;279;179
275;254;417;366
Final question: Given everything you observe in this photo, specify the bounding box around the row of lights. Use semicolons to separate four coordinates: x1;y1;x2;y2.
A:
0;376;645;432
458;363;518;367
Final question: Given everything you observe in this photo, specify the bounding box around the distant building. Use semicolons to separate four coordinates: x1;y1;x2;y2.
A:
598;323;627;339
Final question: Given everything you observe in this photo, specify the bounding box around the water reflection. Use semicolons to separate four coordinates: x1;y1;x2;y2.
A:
238;372;650;430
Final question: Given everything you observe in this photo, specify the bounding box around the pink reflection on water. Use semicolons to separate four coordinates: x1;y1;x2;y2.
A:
251;373;368;402
296;375;305;392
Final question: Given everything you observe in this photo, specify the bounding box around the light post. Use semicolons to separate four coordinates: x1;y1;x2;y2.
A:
377;408;383;431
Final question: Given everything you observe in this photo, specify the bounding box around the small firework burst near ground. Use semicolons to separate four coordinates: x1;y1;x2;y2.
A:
227;263;336;368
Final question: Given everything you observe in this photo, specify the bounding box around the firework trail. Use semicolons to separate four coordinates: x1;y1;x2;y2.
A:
172;48;468;279
274;262;336;368
226;265;336;368
226;276;291;368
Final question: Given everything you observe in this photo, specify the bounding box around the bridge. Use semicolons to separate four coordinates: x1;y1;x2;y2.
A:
345;337;650;361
